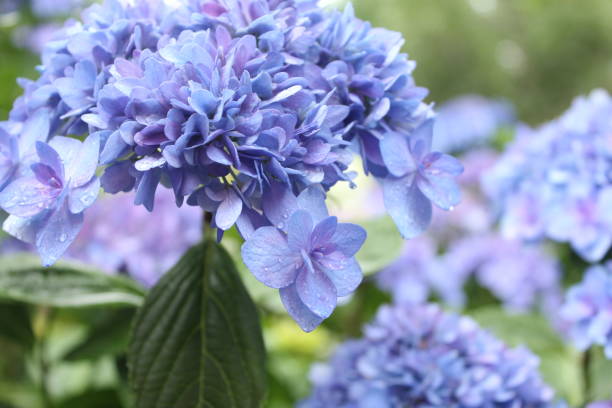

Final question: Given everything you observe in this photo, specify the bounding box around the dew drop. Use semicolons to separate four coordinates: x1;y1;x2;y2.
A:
277;222;284;229
59;233;67;243
448;206;455;212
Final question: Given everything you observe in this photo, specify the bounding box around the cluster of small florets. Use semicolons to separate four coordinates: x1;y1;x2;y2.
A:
484;89;612;263
301;303;558;407
0;0;462;330
561;263;612;358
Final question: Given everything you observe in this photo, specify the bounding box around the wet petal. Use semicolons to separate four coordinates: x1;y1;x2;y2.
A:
68;177;100;214
263;181;298;230
241;226;301;288
0;177;60;217
287;210;314;251
331;223;367;257
417;174;461;211
323;257;362;297
295;263;337;319
35;200;83;266
297;185;328;224
279;284;324;332
215;189;243;231
382;176;432;239
380;131;415;177
67;133;100;187
409;119;434;161
311;216;338;249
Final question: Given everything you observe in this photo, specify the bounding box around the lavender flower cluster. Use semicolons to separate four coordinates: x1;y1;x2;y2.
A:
484;89;612;263
0;0;461;330
301;303;558;407
561;263;612;358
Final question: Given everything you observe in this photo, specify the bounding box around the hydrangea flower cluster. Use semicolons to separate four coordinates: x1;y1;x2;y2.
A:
561;263;612;358
0;187;201;286
0;0;461;330
588;401;612;408
432;95;515;154
484;89;612;263
301;303;558;407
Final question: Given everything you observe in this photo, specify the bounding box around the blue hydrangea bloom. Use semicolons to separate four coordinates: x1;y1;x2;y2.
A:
561;263;612;358
588;401;612;408
242;186;366;331
484;89;612;262
432;95;515;154
0;135;100;266
301;303;558;407
0;0;461;330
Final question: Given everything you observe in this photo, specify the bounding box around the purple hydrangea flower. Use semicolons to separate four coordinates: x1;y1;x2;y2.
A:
0;135;100;266
588;401;612;408
561;263;612;358
301;303;558;407
485;89;612;262
242;186;366;331
432;95;515;154
0;0;461;329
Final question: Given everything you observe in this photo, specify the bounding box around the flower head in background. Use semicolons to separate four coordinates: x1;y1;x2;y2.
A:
561;263;612;358
484;89;612;263
588;401;612;408
432;94;515;154
0;0;461;330
301;303;557;407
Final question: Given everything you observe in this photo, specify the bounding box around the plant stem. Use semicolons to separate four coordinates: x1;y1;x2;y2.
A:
582;348;592;404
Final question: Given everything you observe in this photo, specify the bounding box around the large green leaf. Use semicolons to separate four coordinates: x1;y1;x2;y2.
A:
356;216;404;276
128;242;267;408
588;347;612;401
0;301;34;349
0;254;145;308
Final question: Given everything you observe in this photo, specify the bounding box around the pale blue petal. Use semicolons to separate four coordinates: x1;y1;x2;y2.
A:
323;257;362;297
280;284;325;332
0;177;60;217
35;200;84;266
331;223;367;257
287;210;314;251
215;189;242;230
382;176;432;239
311;216;338;249
296;263;337;319
409;119;434;161
380;131;415;177
417;174;461;210
68;177;100;214
297;185;328;224
423;152;464;177
19;108;50;154
3;214;46;245
36;142;64;180
263;181;298;230
241;226;301;288
67;134;100;188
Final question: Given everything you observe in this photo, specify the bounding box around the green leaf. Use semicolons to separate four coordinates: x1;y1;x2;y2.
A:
64;309;135;361
128;242;267;408
355;216;404;276
57;389;124;408
0;301;34;349
470;307;583;406
0;254;145;308
588;347;612;401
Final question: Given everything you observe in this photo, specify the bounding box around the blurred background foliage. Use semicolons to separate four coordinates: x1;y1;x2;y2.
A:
1;0;612;407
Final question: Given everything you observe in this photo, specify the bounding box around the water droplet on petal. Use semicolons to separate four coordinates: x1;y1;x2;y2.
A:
59;233;67;243
277;222;284;229
448;206;455;212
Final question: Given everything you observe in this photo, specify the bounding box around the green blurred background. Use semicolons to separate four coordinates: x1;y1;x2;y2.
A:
1;0;612;407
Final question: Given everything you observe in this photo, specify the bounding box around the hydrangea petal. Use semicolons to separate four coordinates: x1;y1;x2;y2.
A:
215;189;243;231
280;284;325;333
69;177;100;214
382;176;432;239
323;257;362;297
0;177;60;217
295;262;337;319
380;131;415;177
35;200;84;267
331;223;367;257
417;175;461;211
241;226;301;289
287;210;314;251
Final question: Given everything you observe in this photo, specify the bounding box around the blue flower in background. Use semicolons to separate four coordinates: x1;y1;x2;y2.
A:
432;95;515;153
0;136;100;266
561;264;612;358
301;303;558;407
381;119;463;238
242;186;366;331
485;89;612;263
